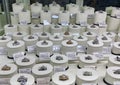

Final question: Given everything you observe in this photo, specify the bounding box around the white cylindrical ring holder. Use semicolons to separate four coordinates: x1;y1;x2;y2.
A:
79;26;86;34
73;35;88;47
0;63;17;78
76;11;88;25
36;40;53;56
18;10;31;24
78;54;97;68
23;35;38;49
10;73;35;85
18;24;30;35
103;32;116;42
83;6;95;24
94;11;107;24
76;68;98;85
31;2;42;18
51;25;63;35
0;36;12;55
104;66;120;85
98;35;112;46
49;35;63;45
7;40;25;59
83;31;97;41
4;24;18;36
69;25;80;36
32;63;53;79
98;24;107;35
15;56;35;69
0;36;12;48
12;3;24;14
62;32;73;40
87;39;104;54
112;42;120;55
40;10;51;23
61;40;78;54
108;55;120;67
59;11;70;24
87;24;99;35
67;4;79;14
111;7;120;16
49;3;60;14
107;16;120;33
30;24;43;35
117;33;120;42
52;72;76;85
50;54;68;71
12;32;27;40
38;32;50;40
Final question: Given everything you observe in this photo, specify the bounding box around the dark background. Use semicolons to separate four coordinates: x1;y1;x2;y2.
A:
0;0;120;11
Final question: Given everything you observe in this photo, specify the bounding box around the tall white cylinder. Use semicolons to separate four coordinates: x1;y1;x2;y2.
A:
76;11;88;25
40;10;51;23
107;16;120;33
12;3;24;15
59;11;70;24
49;2;60;14
31;2;42;19
105;6;114;15
111;7;120;16
83;6;95;24
19;9;31;24
67;4;79;14
11;12;19;24
94;11;107;25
